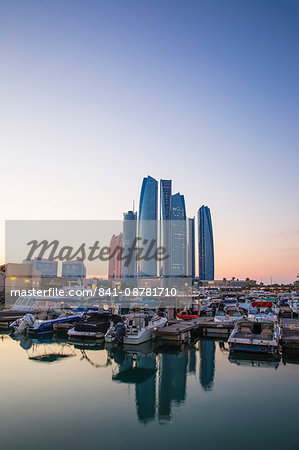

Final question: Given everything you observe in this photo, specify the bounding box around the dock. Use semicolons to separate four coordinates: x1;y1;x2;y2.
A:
156;317;236;345
280;319;299;350
0;310;28;328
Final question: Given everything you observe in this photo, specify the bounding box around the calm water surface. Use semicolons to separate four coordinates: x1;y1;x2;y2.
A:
1;331;299;450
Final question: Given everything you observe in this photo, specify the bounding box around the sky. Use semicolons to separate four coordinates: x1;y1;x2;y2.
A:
1;0;298;283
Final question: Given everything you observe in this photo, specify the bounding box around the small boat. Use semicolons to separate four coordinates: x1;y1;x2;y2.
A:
10;311;82;335
214;308;243;323
248;307;277;322
290;297;299;317
177;311;199;320
105;313;167;345
228;318;281;354
68;312;122;340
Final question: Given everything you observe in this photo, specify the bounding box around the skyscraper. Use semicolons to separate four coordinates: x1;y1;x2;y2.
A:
187;217;195;278
171;193;187;277
108;233;123;279
160;179;172;277
138;176;158;277
122;210;137;280
198;205;214;280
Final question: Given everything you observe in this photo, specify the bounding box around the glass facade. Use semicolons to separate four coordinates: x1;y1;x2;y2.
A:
171;193;187;276
122;210;137;279
138;176;158;277
61;260;86;278
198;205;214;281
108;233;123;279
160;180;172;277
187;217;195;278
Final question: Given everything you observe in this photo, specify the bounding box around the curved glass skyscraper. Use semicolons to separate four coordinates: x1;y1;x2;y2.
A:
138;176;158;277
187;217;195;278
198;205;214;280
160;180;172;277
122;210;137;280
171;193;187;276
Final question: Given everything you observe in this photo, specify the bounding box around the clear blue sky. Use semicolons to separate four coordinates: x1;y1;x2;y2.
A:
1;0;298;282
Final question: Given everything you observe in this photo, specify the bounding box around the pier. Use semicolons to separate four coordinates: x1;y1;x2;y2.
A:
156;317;236;345
0;311;28;328
281;319;299;350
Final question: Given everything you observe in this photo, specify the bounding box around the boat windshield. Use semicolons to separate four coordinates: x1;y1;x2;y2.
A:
230;311;241;317
216;310;226;316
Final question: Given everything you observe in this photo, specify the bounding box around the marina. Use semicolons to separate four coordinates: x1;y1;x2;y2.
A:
3;289;299;355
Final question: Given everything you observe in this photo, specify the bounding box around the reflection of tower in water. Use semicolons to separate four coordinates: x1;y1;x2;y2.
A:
110;346;157;424
199;340;215;391
110;341;215;424
135;357;157;423
158;350;188;421
188;349;196;374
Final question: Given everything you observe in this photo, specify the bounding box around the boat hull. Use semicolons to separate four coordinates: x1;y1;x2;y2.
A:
68;329;105;340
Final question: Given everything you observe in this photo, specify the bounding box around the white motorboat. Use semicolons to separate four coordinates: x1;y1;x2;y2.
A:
228;318;281;354
290;296;299;317
105;313;167;345
214;309;243;323
248;307;277;322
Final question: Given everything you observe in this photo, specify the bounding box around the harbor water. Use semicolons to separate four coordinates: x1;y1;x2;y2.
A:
1;332;299;450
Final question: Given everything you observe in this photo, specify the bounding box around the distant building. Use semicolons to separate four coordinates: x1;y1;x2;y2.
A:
295;275;299;294
61;261;86;279
187;217;195;278
5;263;41;292
199;279;247;288
23;258;58;277
138;176;158;277
122;210;137;279
108;233;123;279
198;205;214;281
171;193;187;277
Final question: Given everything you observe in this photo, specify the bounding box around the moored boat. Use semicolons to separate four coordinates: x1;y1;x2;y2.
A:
68;312;122;340
105;313;167;345
10;311;82;335
228;318;281;354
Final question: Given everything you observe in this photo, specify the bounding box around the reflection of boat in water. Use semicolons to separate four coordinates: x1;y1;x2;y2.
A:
79;348;111;368
73;341;105;350
282;351;299;366
229;352;280;370
26;341;75;363
0;332;10;344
